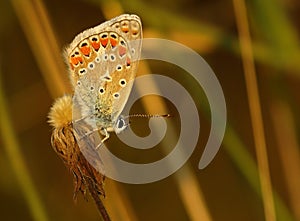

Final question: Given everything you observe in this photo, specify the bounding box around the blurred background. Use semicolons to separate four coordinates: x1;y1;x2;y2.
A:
1;0;300;220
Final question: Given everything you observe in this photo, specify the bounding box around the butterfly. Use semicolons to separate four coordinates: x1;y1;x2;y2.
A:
65;14;142;149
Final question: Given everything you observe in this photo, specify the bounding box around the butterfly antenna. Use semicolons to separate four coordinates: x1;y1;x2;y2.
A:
128;114;171;119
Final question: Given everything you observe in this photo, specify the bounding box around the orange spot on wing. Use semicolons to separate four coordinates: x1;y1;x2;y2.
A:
91;42;100;51
132;30;139;35
100;38;108;47
126;57;131;66
70;51;83;66
71;57;78;65
77;56;83;63
80;46;91;56
121;27;129;33
110;37;118;47
119;46;127;57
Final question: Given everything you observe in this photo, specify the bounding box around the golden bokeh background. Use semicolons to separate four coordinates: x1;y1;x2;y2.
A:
1;0;300;220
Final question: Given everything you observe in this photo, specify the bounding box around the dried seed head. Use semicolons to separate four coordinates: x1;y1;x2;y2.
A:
48;95;105;200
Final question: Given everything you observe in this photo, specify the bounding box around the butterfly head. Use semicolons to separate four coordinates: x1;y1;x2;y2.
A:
113;115;128;134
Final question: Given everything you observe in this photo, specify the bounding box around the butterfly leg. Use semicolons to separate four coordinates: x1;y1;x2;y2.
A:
79;128;100;141
95;128;110;150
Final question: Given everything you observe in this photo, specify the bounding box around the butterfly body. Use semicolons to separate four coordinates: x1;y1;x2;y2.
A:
66;14;142;142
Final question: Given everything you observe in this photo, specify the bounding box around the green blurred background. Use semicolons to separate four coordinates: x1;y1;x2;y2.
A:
0;0;300;220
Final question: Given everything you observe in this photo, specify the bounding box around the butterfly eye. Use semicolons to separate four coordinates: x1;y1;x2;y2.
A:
118;118;125;129
114;116;127;134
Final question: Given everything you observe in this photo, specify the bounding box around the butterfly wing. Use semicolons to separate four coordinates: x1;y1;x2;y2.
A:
66;14;142;130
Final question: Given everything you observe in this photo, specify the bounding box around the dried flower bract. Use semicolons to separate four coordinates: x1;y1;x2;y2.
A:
48;95;109;220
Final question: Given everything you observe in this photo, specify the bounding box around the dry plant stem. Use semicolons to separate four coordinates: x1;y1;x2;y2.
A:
232;1;276;221
270;101;300;220
86;178;111;221
11;0;70;97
